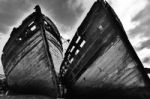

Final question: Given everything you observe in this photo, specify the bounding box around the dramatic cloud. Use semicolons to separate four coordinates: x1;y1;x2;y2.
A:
128;0;150;67
107;0;147;32
0;0;90;35
130;1;150;37
30;0;86;34
0;0;32;33
0;33;9;74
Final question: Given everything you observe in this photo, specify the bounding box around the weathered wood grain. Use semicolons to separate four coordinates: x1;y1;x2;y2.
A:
1;9;63;97
60;0;150;96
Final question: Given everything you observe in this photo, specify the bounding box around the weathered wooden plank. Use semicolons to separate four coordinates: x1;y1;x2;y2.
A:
45;31;63;73
73;38;146;90
47;40;63;73
60;0;150;96
74;38;121;87
64;25;115;84
1;6;63;97
6;37;57;96
5;31;42;75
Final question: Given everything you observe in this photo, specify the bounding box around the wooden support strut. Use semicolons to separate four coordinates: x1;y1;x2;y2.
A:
36;9;61;97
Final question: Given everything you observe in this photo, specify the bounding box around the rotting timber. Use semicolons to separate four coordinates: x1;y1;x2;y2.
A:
60;0;150;98
1;5;63;97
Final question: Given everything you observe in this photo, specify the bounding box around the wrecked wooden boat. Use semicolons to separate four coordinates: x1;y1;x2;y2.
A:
60;0;150;98
1;5;63;97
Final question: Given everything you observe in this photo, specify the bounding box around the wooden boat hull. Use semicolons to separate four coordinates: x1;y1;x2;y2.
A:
60;0;150;97
1;10;63;97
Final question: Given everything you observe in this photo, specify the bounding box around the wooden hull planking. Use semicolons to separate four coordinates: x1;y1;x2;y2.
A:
60;0;150;95
1;10;63;97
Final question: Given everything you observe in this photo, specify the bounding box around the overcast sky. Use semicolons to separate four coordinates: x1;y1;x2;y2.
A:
0;0;150;74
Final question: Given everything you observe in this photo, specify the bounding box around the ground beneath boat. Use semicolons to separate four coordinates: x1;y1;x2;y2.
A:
0;95;53;99
64;87;150;99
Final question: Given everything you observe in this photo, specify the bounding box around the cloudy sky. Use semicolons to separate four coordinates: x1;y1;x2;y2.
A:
0;0;150;74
